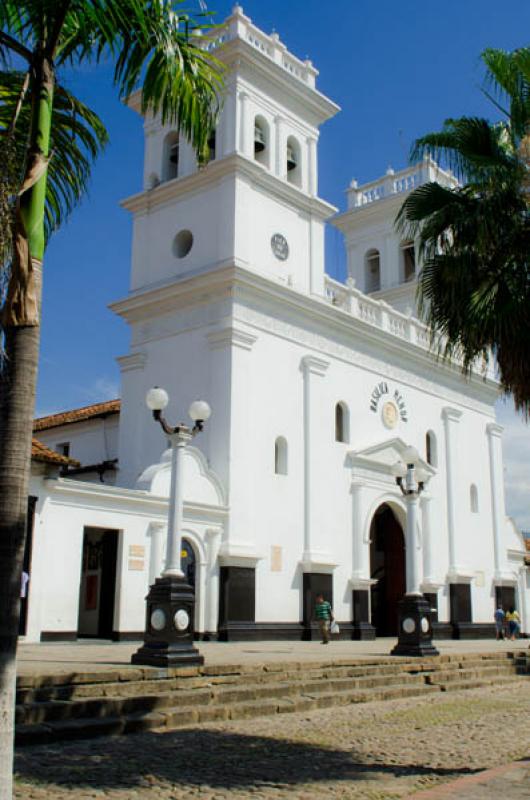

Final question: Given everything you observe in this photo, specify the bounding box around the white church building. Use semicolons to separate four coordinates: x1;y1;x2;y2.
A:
25;5;528;644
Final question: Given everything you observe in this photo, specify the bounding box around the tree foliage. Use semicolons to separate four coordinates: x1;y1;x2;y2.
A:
397;47;530;413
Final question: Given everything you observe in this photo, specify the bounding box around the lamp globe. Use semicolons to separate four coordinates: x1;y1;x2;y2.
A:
146;386;169;411
189;400;212;423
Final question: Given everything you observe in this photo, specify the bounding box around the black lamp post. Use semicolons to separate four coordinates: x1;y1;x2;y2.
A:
131;388;211;667
390;446;439;657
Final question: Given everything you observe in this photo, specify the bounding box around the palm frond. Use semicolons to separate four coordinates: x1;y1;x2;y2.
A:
56;0;224;157
0;69;108;244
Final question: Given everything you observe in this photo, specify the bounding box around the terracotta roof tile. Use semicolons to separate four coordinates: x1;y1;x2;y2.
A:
32;438;80;467
34;399;121;432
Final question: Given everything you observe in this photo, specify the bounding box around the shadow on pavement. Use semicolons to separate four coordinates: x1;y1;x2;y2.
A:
15;727;481;792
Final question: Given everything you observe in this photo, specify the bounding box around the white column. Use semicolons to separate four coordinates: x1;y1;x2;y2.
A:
301;355;330;561
486;422;506;577
164;430;192;577
238;91;249;156
351;481;368;578
274;115;285;177
405;493;421;595
306;137;317;196
148;521;166;585
197;555;208;634
205;528;222;634
442;407;462;575
421;493;434;584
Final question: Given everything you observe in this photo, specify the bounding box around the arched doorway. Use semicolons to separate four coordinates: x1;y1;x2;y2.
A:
370;504;405;636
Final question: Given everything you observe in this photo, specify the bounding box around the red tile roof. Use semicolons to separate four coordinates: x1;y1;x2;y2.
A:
32;438;80;467
34;399;121;432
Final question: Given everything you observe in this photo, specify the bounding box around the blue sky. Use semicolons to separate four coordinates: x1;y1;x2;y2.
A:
36;0;530;527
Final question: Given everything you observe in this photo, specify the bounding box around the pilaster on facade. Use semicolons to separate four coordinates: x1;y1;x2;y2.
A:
442;406;463;576
419;493;442;589
350;480;370;582
300;353;330;569
486;421;509;581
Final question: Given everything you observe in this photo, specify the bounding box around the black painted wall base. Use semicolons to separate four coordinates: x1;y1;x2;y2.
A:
352;622;376;640
352;590;375;640
40;631;77;642
452;622;496;639
432;622;453;640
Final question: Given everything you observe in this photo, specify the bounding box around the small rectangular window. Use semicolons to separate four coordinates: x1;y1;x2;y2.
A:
56;442;70;458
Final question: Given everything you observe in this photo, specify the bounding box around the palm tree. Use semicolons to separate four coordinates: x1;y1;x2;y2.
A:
397;47;530;414
0;3;223;794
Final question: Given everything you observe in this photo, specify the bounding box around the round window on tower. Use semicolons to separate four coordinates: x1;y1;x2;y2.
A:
173;229;194;259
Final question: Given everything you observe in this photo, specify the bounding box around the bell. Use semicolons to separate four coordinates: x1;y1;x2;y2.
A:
286;144;297;171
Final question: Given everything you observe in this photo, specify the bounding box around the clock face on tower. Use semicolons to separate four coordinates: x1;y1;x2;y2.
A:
271;233;289;261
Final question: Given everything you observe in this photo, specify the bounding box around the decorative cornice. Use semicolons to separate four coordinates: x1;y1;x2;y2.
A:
120;153;337;221
116;352;146;372
207;326;258;351
486;422;504;438
441;407;463;423
300;354;330;377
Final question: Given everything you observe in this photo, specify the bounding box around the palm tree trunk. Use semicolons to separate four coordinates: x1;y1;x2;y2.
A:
0;55;53;799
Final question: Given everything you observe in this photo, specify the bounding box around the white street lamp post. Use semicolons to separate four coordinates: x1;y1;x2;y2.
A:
390;446;439;658
132;389;211;668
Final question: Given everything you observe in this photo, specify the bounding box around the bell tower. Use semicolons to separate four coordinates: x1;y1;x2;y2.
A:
122;4;339;298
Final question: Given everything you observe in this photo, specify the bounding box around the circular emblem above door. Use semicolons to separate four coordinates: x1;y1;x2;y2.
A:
382;400;398;429
271;233;289;261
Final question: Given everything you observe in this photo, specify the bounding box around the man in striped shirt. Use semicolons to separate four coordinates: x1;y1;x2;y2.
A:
315;594;333;644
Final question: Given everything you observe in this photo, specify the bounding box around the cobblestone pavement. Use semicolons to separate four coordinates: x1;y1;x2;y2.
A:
14;682;530;800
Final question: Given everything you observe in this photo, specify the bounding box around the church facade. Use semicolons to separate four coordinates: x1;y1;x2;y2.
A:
27;6;528;643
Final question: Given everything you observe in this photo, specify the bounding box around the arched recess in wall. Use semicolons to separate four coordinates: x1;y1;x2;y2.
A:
364;249;381;292
254;115;270;168
274;436;288;475
286;135;302;187
426;430;437;467
470;483;479;513
162;131;180;181
335;402;350;443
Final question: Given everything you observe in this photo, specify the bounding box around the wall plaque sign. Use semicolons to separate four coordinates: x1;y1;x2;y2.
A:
271;233;289;261
369;381;408;424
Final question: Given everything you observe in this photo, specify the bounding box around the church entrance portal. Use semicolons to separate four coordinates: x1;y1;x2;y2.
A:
77;527;119;639
370;504;405;636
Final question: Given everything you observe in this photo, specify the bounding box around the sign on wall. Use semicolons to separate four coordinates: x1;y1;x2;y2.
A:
369;381;408;427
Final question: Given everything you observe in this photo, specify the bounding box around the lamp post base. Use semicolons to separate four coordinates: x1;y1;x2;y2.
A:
131;575;204;668
391;595;439;657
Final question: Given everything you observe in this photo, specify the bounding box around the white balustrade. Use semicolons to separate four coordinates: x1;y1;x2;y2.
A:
200;12;317;87
347;159;458;210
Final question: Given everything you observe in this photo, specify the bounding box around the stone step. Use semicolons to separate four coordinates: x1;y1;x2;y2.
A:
425;665;519;685
16;670;431;726
438;675;523;692
15;681;439;747
16;653;519;705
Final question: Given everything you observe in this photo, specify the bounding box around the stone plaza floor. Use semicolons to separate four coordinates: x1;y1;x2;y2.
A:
13;638;530;799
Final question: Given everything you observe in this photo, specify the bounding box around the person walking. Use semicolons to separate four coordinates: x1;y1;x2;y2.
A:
494;604;505;640
506;607;521;640
315;593;333;644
